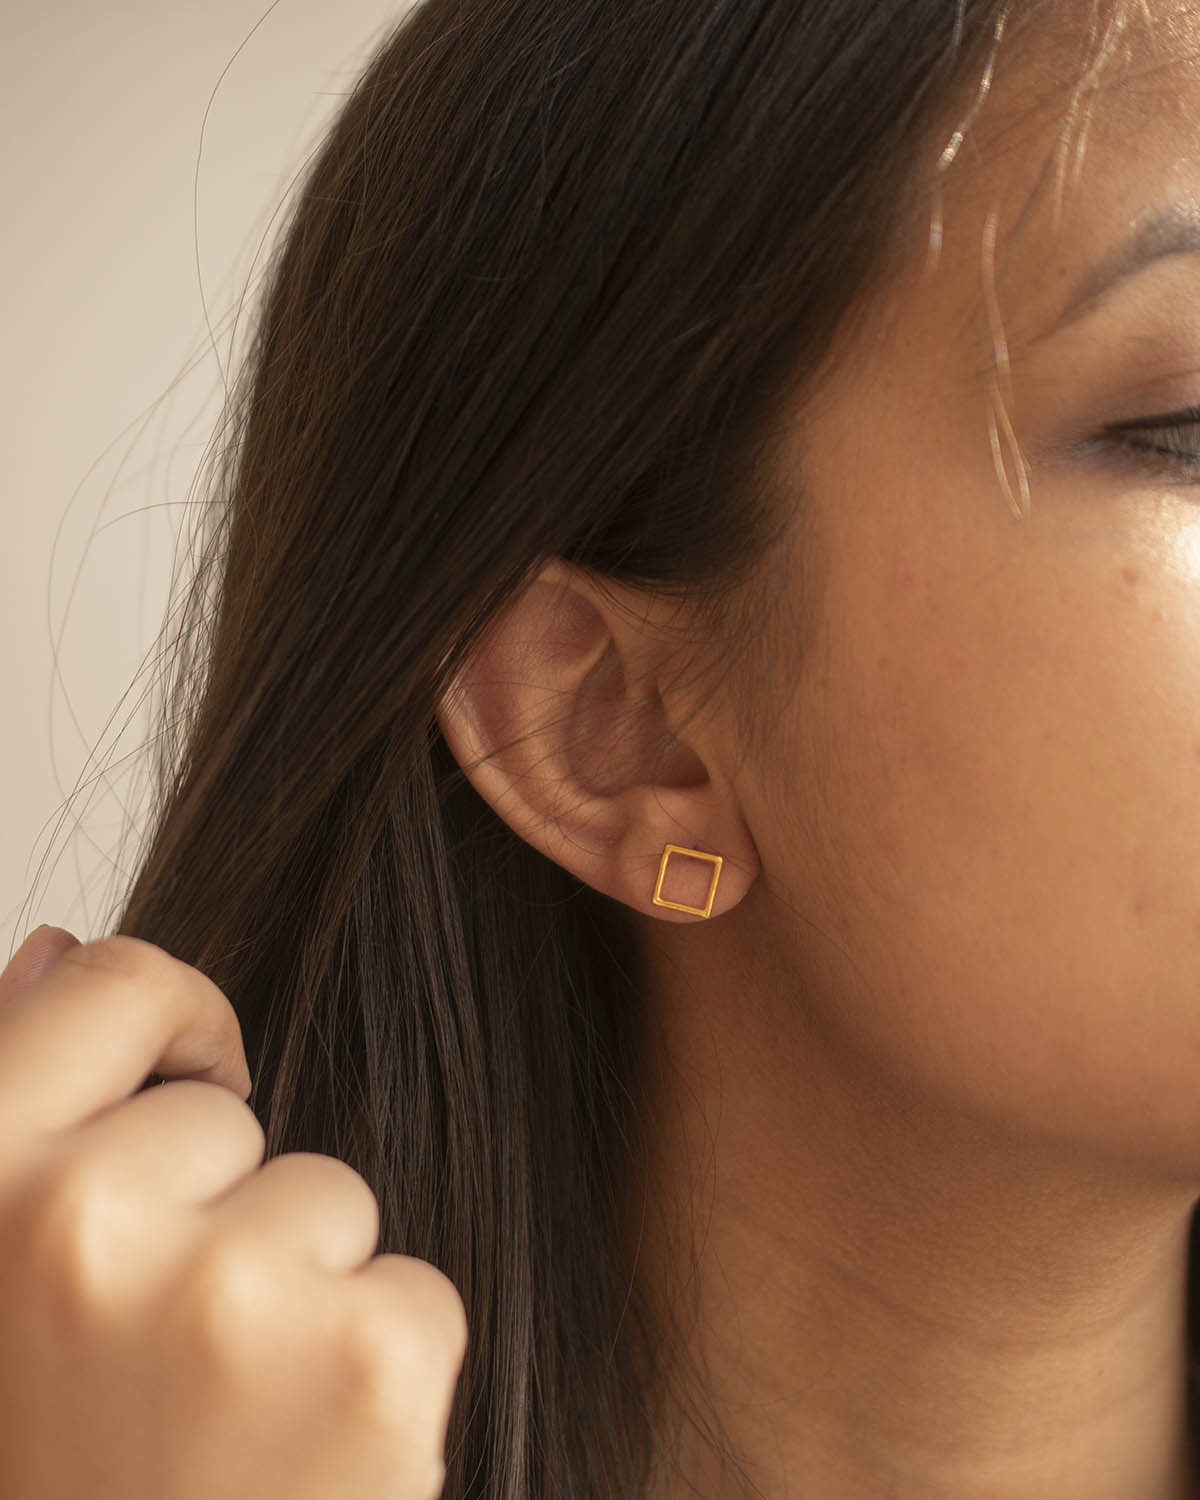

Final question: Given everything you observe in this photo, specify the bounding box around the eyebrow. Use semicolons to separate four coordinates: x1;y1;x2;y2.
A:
1036;203;1200;341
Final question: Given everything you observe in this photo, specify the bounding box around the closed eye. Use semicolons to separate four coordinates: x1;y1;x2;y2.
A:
1102;404;1200;481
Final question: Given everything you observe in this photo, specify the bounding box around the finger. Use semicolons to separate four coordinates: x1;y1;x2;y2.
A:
0;936;253;1140
59;1078;267;1207
0;927;81;1002
204;1151;381;1272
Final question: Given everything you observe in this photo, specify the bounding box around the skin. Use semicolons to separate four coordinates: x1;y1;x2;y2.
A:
438;3;1200;1495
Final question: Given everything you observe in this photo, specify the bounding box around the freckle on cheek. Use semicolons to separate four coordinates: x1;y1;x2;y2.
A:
1121;566;1140;588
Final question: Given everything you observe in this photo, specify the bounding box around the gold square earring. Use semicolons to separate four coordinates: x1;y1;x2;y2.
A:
651;843;723;919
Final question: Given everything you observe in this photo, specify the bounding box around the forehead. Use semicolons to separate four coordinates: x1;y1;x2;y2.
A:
868;0;1200;361
997;4;1199;290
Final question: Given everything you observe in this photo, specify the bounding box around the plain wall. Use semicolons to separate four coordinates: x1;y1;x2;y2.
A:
2;1;411;961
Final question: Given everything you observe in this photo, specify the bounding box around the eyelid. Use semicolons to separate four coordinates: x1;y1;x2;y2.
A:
1096;402;1200;484
1104;402;1200;434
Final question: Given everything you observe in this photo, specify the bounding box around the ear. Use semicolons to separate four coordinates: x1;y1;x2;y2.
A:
435;558;759;923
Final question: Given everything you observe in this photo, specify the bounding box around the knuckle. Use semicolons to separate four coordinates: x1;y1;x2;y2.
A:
407;1259;470;1361
321;1306;400;1421
264;1151;381;1241
170;1239;265;1357
28;1158;107;1248
304;1152;380;1218
58;939;243;1080
57;937;181;1030
12;1161;124;1324
191;1081;266;1159
331;1310;458;1461
237;1103;268;1163
60;934;172;986
367;1256;470;1369
439;1274;469;1356
335;1307;391;1382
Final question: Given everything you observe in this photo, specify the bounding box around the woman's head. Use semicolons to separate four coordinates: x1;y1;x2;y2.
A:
444;0;1200;1180
114;1;1190;1495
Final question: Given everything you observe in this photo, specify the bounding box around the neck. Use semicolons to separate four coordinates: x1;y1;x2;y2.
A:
632;919;1200;1500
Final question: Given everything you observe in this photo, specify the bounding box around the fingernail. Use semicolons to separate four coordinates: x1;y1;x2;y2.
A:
3;926;80;991
13;925;53;956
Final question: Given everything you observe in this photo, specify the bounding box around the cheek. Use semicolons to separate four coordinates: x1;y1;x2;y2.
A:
752;518;1200;1178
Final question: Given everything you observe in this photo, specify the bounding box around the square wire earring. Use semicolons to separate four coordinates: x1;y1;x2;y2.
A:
651;843;723;919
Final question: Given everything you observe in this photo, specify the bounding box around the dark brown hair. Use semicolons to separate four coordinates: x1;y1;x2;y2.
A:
112;2;1161;1495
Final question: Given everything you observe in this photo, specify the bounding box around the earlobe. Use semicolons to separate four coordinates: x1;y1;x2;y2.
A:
435;559;760;921
651;844;725;920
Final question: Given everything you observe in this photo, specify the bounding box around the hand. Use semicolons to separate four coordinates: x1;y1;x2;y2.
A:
0;929;467;1500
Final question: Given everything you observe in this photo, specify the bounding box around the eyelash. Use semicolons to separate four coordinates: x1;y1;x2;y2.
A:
1102;404;1200;481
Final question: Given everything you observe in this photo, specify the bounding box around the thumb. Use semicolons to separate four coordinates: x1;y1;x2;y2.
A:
1;926;82;1001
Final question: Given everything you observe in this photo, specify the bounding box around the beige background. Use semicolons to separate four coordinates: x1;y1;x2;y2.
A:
2;1;410;961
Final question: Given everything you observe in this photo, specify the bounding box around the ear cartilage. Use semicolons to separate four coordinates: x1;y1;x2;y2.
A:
651;844;723;920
